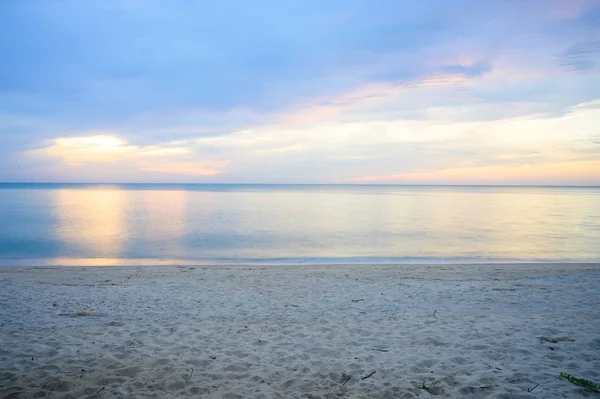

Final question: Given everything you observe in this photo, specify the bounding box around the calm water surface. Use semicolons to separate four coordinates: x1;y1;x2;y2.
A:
0;184;598;265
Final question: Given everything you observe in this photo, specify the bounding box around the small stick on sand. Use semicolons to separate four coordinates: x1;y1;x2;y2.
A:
371;348;389;352
362;371;376;380
527;383;539;392
186;368;194;385
351;299;365;303
340;373;351;385
96;387;105;394
433;309;437;317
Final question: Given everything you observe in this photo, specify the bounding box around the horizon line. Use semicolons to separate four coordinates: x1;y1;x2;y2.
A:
1;182;599;188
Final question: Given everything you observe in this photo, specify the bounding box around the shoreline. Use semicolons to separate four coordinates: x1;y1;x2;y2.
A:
1;263;600;398
1;257;600;267
2;262;600;279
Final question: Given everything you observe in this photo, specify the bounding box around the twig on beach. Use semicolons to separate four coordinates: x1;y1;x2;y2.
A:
371;348;389;352
96;387;105;394
527;383;540;392
361;370;376;380
185;368;194;385
351;299;365;303
285;304;300;307
60;311;97;318
539;336;575;344
340;373;351;385
433;309;437;317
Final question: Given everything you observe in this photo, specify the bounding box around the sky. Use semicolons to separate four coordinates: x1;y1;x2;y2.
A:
1;0;599;185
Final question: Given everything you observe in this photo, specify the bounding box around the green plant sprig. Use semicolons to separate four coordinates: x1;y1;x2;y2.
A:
560;372;599;393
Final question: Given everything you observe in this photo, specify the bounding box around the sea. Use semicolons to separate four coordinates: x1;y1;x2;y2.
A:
0;183;598;266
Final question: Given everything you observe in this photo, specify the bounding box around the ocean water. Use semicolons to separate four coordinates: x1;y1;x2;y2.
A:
0;183;598;266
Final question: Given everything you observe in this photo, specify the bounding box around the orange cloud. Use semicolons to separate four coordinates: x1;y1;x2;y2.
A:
29;135;191;165
27;134;230;178
343;160;600;185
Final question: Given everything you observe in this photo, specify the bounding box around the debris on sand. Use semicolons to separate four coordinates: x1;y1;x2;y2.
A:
339;373;351;385
59;312;97;318
361;370;376;380
538;336;575;343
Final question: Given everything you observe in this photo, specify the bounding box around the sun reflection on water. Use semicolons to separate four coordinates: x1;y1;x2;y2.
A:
55;188;127;260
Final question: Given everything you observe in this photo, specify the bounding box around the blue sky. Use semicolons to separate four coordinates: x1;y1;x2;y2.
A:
1;0;599;184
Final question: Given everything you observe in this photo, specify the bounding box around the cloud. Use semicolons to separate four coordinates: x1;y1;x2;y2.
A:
1;0;590;131
29;134;191;166
557;40;600;71
336;103;600;184
140;161;229;176
25;82;600;184
342;159;600;185
547;0;600;20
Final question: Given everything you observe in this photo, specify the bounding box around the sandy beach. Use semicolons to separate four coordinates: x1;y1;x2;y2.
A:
1;263;599;398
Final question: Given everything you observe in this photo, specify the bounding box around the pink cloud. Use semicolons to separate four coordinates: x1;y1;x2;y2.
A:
272;73;478;128
545;0;599;19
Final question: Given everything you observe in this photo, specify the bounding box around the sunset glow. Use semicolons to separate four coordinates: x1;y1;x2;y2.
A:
1;1;599;184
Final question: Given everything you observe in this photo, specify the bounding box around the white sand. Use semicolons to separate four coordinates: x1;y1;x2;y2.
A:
1;263;599;398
